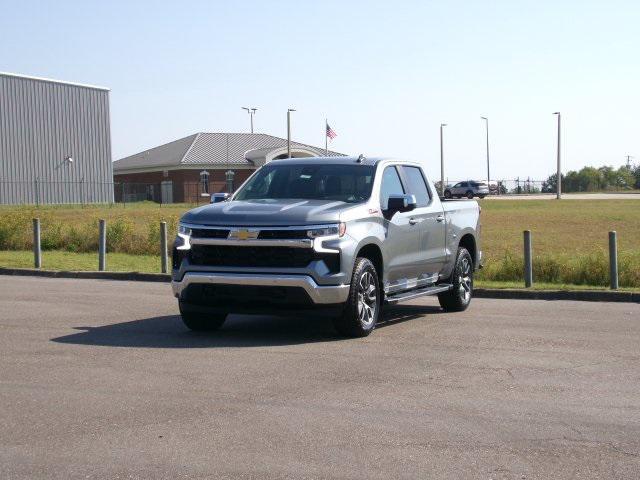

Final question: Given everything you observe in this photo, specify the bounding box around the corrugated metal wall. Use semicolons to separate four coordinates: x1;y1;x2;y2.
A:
0;73;113;204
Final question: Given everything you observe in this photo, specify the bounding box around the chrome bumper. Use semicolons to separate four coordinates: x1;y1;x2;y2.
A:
172;272;350;305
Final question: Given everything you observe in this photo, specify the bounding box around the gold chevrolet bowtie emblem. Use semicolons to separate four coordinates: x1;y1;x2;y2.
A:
230;229;257;240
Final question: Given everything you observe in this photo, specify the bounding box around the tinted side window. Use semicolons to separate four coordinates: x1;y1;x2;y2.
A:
402;166;431;206
380;166;405;209
460;182;468;188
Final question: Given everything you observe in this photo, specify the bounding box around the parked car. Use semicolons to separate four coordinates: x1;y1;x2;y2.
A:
444;181;490;199
172;157;482;337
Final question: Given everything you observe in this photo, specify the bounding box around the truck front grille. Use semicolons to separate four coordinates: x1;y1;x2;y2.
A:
257;230;308;240
191;228;230;239
188;245;339;271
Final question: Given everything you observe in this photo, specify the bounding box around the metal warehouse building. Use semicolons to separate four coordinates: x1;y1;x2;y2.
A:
0;72;113;204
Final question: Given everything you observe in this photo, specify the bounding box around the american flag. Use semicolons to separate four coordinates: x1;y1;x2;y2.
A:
326;123;337;140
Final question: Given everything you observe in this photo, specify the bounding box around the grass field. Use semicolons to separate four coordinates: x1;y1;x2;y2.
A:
1;199;639;287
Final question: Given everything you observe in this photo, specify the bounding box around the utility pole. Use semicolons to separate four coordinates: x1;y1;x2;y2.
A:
241;107;257;133
440;123;447;196
481;116;490;185
625;155;634;169
287;108;296;158
553;112;561;199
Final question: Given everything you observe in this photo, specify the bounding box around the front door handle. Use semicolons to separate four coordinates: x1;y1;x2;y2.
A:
436;215;445;223
409;218;418;225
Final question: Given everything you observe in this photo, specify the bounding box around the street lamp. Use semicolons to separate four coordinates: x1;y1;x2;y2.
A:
440;123;447;196
241;107;257;133
481;116;490;187
287;108;296;158
553;112;561;199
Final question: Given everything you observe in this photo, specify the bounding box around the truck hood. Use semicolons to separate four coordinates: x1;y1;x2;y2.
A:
180;199;354;226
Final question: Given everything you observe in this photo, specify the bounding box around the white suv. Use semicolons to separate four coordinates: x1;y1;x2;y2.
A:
444;181;490;199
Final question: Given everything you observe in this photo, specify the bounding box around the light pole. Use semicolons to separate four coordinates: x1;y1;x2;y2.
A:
440;123;447;196
553;112;561;199
287;108;296;158
241;107;257;133
481;116;490;186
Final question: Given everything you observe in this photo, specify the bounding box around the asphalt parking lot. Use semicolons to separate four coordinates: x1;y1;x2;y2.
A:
1;276;639;479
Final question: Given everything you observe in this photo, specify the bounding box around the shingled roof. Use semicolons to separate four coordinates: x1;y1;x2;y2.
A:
113;133;345;172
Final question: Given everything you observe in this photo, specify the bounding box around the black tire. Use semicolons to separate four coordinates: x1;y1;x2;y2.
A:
179;302;228;331
479;195;486;199
333;257;381;338
444;190;452;199
466;190;474;199
438;247;473;312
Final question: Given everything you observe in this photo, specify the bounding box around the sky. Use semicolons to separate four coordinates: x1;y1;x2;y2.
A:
1;0;639;182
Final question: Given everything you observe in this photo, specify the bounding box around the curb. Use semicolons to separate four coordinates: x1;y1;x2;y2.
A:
0;267;170;283
475;288;640;303
0;268;638;303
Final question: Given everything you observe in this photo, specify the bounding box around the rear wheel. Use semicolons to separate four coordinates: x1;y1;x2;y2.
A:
333;257;380;337
438;247;473;312
466;190;474;199
179;302;228;331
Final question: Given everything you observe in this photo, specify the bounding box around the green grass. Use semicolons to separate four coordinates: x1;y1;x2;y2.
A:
475;199;640;287
0;250;161;273
1;199;640;287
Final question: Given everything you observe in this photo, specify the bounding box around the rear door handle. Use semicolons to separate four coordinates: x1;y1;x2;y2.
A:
436;215;445;222
409;218;418;225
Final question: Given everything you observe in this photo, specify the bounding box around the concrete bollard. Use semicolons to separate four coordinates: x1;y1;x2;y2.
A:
160;221;168;274
609;231;618;290
33;218;41;269
98;219;106;271
524;230;533;288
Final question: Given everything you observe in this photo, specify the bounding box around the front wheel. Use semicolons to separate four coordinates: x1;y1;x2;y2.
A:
466;191;474;199
438;247;473;312
179;302;228;331
333;257;380;337
444;190;452;199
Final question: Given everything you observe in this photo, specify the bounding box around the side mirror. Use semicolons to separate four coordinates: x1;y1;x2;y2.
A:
210;193;230;203
386;194;417;216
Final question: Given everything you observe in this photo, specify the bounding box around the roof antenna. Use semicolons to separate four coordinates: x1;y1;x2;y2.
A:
356;154;365;163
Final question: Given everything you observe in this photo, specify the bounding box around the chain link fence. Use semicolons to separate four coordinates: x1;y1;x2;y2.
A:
433;178;550;195
0;177;559;205
0;180;234;206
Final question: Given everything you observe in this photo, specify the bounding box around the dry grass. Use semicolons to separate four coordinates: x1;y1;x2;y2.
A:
477;199;640;287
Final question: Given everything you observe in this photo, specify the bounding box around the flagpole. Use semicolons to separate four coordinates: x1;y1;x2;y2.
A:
325;118;328;155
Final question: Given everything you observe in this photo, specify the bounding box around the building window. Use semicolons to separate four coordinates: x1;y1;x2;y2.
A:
200;170;210;194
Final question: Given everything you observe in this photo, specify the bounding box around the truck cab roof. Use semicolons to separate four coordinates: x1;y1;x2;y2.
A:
268;156;421;168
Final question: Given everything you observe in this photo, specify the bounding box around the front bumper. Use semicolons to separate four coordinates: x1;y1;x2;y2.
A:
172;272;350;305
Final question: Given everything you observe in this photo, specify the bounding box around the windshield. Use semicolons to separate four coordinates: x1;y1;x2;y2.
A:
234;163;375;203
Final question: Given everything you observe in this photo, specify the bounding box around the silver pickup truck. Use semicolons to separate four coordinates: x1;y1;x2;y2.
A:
172;157;482;337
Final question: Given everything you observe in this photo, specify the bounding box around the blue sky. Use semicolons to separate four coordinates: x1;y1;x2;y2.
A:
2;0;639;181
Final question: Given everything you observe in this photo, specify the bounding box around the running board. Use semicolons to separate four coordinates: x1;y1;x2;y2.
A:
384;284;453;305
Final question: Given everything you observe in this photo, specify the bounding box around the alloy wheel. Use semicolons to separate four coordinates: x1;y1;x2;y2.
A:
458;256;472;303
357;271;377;326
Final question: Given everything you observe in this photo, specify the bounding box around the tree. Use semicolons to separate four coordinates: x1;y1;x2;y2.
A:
541;164;639;193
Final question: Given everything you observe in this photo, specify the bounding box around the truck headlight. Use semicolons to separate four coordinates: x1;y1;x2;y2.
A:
307;223;345;238
178;224;192;236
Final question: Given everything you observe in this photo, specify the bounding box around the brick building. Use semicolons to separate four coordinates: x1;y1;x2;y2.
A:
112;132;344;203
